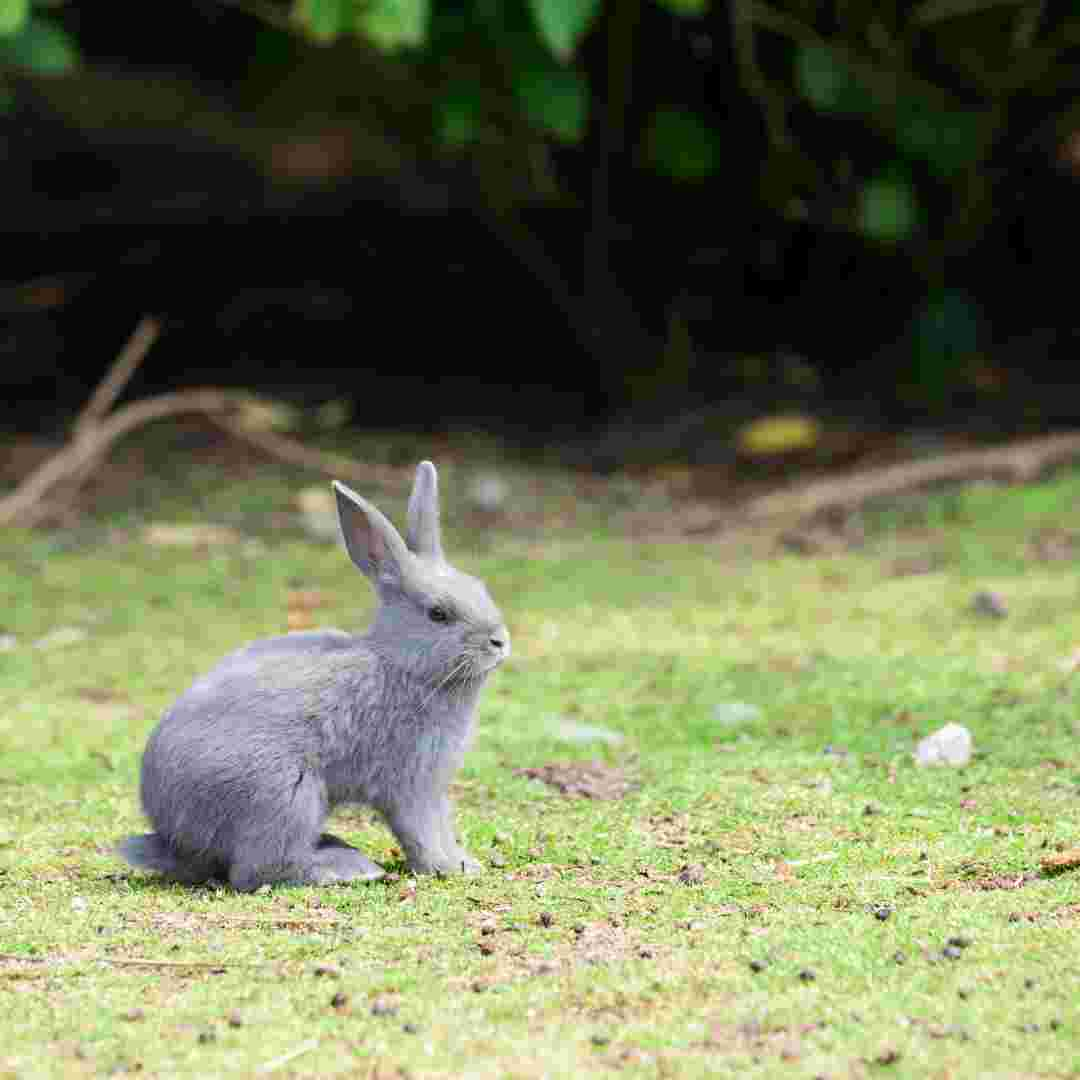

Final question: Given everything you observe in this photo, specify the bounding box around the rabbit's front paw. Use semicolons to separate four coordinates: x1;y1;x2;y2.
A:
443;850;483;875
409;851;483;876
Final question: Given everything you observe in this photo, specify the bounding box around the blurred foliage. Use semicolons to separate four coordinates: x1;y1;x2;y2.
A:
274;0;1079;407
3;0;1080;415
0;2;78;77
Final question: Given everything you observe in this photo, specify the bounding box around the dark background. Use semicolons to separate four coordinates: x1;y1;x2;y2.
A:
3;0;1080;458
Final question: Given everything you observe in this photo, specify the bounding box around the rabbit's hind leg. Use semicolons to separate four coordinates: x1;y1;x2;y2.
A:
225;776;383;890
228;843;383;890
314;833;385;880
310;843;385;882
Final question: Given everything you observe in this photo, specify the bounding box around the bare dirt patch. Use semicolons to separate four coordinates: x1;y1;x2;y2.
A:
513;761;637;800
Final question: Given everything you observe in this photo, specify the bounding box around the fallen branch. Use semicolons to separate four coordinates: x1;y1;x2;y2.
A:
0;953;262;969
0;317;411;527
72;316;161;441
94;956;264;969
743;431;1080;521
207;413;406;493
0;389;232;527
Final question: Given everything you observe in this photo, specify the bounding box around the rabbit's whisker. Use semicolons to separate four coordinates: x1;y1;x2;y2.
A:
413;657;471;718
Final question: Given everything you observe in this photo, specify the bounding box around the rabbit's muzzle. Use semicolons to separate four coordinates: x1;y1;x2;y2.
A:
479;625;511;671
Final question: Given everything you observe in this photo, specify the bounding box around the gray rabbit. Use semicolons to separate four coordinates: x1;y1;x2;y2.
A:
118;462;509;890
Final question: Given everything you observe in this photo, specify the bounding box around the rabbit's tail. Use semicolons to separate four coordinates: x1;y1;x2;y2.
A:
117;833;220;884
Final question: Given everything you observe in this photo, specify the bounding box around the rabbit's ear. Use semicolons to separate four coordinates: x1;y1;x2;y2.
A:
333;481;410;582
405;460;443;561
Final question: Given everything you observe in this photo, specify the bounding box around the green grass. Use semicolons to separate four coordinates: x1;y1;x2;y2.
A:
2;454;1080;1078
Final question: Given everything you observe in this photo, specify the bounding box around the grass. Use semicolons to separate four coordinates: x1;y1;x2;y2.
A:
2;447;1080;1077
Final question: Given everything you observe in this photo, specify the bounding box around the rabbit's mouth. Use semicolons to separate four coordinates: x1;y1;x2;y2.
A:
470;645;509;677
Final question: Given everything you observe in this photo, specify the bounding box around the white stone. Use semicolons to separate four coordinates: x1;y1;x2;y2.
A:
914;723;972;767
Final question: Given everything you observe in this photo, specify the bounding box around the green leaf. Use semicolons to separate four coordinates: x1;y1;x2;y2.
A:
356;0;429;50
645;107;720;181
655;0;710;14
795;43;871;114
527;0;599;61
0;14;78;74
858;171;919;243
0;0;28;37
293;0;350;43
907;289;981;405
895;99;983;179
437;83;483;147
515;67;586;142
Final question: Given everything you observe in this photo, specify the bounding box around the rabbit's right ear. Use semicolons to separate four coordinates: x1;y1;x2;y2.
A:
406;460;443;561
332;481;410;582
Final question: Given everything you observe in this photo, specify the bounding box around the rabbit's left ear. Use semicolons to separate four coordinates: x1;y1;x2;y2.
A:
406;460;443;561
333;481;410;583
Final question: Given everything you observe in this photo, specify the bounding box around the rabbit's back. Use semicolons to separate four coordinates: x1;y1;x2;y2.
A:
139;634;378;861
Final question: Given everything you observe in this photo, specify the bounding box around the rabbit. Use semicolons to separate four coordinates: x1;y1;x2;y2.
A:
118;461;510;891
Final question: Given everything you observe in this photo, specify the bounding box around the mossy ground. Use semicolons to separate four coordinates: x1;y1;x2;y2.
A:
2;444;1079;1077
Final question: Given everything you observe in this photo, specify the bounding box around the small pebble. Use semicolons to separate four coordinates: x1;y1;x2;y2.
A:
493;831;510;845
875;1048;901;1065
942;945;963;960
873;906;892;922
227;1011;243;1028
972;590;1008;618
957;987;971;1000
863;804;881;817
198;1030;216;1044
677;863;706;885
331;991;348;1009
1019;1023;1040;1034
479;922;496;936
539;911;554;927
893;951;906;965
370;998;398;1017
749;959;768;973
489;853;507;868
798;969;816;983
313;964;340;978
638;947;654;959
947;935;972;949
122;1009;145;1023
478;942;495;956
402;1023;419;1035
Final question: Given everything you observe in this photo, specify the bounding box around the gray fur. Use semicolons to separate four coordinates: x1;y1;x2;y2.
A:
118;461;509;891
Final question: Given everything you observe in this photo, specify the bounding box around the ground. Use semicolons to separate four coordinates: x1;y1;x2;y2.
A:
1;435;1079;1078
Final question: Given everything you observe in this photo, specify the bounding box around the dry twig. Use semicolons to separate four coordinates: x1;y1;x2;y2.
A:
0;317;410;527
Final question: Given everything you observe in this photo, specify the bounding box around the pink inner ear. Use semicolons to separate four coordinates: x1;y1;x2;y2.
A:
369;528;389;568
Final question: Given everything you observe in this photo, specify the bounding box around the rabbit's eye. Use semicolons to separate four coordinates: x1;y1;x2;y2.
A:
428;605;450;623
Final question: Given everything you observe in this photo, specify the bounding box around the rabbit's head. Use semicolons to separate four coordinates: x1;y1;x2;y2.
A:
333;462;510;686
